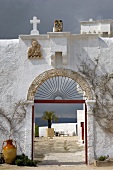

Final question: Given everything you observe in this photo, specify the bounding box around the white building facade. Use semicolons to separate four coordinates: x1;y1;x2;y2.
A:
0;17;113;164
77;110;85;143
80;19;113;37
39;123;77;137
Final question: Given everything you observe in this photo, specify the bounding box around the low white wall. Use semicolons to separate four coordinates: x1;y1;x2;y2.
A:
39;126;48;137
39;123;77;137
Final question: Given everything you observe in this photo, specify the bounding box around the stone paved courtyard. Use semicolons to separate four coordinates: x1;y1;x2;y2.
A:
1;164;113;170
34;136;85;165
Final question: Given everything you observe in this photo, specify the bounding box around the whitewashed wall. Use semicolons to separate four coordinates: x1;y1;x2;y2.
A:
95;122;113;159
0;32;113;163
77;110;85;142
52;123;77;136
39;123;77;137
81;22;111;35
81;23;100;34
39;126;48;137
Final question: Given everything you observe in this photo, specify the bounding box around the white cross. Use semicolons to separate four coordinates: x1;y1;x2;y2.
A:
30;16;40;35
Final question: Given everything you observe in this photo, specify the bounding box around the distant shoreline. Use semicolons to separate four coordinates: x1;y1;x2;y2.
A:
35;117;77;127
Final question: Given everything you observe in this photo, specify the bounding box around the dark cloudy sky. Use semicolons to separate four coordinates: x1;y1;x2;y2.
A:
0;0;113;39
35;103;83;119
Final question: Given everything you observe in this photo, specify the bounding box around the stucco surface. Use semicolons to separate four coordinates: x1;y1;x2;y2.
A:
0;32;113;163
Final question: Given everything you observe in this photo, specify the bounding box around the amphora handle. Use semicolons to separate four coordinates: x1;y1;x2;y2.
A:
2;139;17;150
2;141;5;150
12;140;17;148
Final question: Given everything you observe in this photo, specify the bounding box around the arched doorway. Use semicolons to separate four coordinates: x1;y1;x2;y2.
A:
27;69;94;165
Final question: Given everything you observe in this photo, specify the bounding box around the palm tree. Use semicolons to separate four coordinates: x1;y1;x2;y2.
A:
42;111;58;128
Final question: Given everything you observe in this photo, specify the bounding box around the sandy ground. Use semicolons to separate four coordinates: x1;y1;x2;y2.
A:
1;136;113;169
1;164;113;170
34;136;85;165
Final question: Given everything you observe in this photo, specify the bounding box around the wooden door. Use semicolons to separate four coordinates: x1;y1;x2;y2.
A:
81;122;84;141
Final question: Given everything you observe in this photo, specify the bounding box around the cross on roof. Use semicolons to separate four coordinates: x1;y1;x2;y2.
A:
30;16;40;35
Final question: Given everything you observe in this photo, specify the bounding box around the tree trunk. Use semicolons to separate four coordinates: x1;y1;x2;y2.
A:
48;119;51;128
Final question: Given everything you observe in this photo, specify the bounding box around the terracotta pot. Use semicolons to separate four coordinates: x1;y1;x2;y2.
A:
2;139;17;164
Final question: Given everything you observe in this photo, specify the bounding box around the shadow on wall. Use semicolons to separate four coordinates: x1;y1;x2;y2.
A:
74;36;109;75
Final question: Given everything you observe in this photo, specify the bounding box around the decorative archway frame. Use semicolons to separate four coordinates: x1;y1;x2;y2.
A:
27;68;96;164
27;69;93;101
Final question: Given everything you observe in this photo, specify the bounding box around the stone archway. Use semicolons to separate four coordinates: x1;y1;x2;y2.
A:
27;68;95;164
27;69;93;101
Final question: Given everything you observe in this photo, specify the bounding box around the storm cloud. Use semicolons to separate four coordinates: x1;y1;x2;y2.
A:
0;0;113;38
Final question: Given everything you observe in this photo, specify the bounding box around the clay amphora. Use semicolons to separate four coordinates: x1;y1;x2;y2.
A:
2;139;17;164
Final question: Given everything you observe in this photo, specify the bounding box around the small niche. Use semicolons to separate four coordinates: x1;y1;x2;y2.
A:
55;52;62;68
